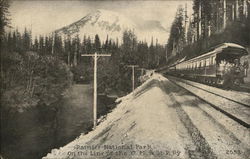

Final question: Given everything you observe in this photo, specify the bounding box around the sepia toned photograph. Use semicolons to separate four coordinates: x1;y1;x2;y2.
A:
0;0;249;159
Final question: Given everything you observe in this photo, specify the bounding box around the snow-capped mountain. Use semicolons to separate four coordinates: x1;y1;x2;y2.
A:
55;9;168;44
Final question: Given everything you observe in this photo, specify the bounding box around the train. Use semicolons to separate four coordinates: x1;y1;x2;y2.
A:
160;43;249;87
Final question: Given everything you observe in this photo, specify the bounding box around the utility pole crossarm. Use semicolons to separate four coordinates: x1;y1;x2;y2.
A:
127;65;139;67
81;54;111;57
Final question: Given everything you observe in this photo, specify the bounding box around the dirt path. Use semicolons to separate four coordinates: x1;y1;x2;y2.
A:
44;74;249;159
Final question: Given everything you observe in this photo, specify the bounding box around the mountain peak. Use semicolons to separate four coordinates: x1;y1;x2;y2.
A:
54;9;168;44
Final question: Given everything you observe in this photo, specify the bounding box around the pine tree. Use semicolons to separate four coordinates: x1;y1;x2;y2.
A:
12;30;17;51
86;36;92;54
53;34;63;57
33;36;39;51
44;36;50;55
166;5;185;59
39;35;44;54
23;28;31;51
94;34;101;52
7;31;12;51
72;35;80;66
0;0;10;39
104;35;109;51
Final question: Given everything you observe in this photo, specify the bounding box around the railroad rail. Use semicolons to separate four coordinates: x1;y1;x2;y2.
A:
166;75;250;128
171;76;250;107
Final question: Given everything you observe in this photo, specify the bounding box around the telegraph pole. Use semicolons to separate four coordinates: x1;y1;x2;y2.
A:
127;65;139;92
82;52;111;129
138;68;145;76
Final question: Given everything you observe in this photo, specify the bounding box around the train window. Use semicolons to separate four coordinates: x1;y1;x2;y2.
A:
212;56;216;65
206;58;210;66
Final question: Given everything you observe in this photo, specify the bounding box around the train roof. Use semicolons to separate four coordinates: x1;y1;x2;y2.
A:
185;43;248;63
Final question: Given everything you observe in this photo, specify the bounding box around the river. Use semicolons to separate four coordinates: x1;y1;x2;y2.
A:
1;84;116;159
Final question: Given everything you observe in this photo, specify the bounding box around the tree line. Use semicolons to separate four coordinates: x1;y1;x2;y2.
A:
1;27;166;111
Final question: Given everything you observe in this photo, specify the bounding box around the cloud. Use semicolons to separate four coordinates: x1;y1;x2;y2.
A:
9;0;192;37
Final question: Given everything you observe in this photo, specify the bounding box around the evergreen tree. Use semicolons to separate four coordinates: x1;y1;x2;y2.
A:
23;28;31;51
39;35;44;54
86;36;92;53
33;36;39;51
0;0;10;38
166;5;186;59
53;34;63;57
44;36;51;55
94;34;101;52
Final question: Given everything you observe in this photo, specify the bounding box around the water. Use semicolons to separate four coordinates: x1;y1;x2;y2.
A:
1;84;116;159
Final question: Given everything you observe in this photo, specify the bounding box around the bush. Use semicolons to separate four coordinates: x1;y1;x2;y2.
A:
1;51;73;112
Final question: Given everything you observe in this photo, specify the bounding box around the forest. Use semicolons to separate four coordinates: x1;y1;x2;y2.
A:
166;0;250;64
1;29;166;105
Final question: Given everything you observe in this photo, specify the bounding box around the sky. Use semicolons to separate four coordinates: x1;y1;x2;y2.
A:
9;0;193;37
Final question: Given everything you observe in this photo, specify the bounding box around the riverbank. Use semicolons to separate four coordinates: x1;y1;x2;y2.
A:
1;84;116;159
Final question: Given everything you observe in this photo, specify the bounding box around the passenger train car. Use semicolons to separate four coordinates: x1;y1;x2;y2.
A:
165;43;249;86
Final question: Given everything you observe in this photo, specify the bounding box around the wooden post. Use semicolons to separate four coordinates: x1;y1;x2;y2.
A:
127;65;139;92
93;53;97;128
235;0;239;19
139;68;145;76
81;52;111;129
243;0;248;17
184;3;188;44
198;1;202;38
223;0;227;29
73;43;77;66
232;4;235;21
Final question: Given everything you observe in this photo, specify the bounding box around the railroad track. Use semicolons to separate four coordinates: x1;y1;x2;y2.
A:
237;85;250;93
166;76;250;128
170;76;250;108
